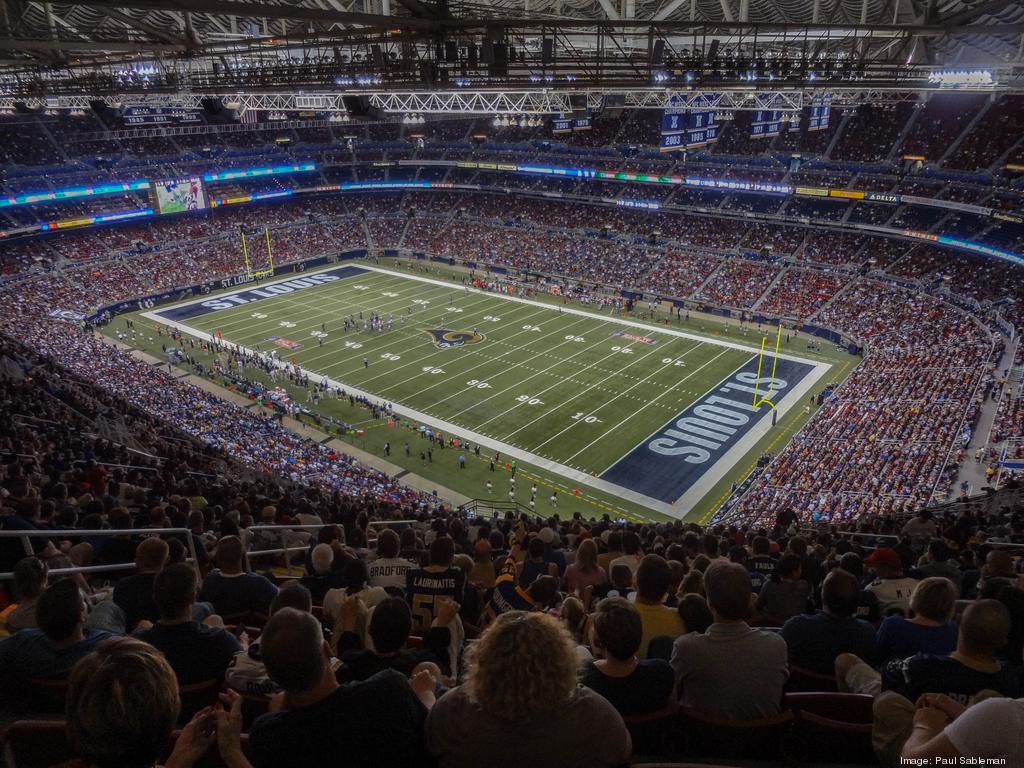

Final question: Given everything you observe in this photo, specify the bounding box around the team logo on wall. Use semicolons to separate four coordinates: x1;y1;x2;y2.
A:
425;329;485;349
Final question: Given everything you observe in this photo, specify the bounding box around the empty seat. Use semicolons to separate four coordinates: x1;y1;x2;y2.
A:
785;692;875;763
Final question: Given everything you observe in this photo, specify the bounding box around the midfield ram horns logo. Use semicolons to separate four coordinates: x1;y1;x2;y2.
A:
425;329;485;349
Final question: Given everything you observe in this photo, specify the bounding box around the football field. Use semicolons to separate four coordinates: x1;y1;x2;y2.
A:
146;262;833;518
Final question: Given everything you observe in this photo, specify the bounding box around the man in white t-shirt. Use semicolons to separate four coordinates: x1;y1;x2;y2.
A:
367;529;415;590
901;693;1024;765
863;547;918;616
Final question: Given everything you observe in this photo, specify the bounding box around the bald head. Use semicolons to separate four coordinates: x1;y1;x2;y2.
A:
311;543;334;575
986;550;1014;577
474;538;492;561
261;608;327;694
959;599;1011;658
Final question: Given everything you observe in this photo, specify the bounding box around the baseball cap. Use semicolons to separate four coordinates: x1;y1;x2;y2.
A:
864;547;901;568
538;527;556;544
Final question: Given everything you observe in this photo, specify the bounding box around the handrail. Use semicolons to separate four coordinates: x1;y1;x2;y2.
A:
0;527;199;581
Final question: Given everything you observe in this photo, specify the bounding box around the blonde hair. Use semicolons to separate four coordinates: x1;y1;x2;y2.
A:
910;576;958;623
466;611;579;721
575;539;598;572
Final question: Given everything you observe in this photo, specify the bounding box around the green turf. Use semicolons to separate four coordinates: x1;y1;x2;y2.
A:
114;258;858;522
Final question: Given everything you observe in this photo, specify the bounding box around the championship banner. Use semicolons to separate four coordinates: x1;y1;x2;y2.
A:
660;107;686;152
572;116;592;132
551;117;572;135
751;110;782;138
686;110;719;148
809;93;833;132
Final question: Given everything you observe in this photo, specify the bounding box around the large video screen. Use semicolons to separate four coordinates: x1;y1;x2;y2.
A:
152;178;207;215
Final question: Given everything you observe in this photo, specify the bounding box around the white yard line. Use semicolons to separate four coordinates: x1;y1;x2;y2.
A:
563;348;731;463
356;264;822;365
410;315;598;408
138;312;681;517
503;339;690;444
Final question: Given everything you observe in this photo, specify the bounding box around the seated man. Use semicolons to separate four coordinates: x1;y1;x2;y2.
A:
405;536;465;632
632;555;684;659
367;530;415;591
138;563;242;685
781;569;877;675
582;597;675;717
0;579;118;705
670;561;788;719
198;536;279;618
112;537;182;632
244;607;436;767
481;550;558;627
334;595;457;682
838;599;1020;702
901;692;1024;765
864;548;919;617
226;582;325;697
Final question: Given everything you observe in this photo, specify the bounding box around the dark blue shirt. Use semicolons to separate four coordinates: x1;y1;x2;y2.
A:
876;616;958;665
138;620;241;685
780;611;878;675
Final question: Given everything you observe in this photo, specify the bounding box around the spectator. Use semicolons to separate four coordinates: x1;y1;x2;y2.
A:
0;579;118;705
633;554;684;658
482;550;558;626
838;552;881;623
864;548;919;616
138;563;242;685
677;593;713;635
467;538;496;590
425;611;632;768
226;582;318;696
538;527;567;576
902;692;1024;764
335;594;457;682
914;540;962;585
839;599;1019;701
609;531;642;576
582;597;675;716
245;607;434;767
367;529;414;590
517;536;559;587
405;536;465;631
755;553;811;624
300;543;343;602
324;558;388;628
902;510;938;552
565;538;608;598
112;537;172;631
198;536;279;618
876;577;959;665
670;561;788;719
66;637;215;768
597;531;624;573
0;556;47;634
780;569;877;675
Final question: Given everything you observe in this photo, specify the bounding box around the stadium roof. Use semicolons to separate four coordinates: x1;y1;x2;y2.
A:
0;0;1021;97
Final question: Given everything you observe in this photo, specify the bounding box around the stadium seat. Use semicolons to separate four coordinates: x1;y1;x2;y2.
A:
785;663;840;692
784;692;875;764
3;720;71;768
623;706;676;755
21;678;68;714
677;706;794;760
646;635;675;661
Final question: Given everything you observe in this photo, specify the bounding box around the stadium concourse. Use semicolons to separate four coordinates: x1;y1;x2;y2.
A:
3;44;1024;768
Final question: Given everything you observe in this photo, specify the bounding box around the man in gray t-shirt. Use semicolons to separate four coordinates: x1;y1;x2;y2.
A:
670;561;788;719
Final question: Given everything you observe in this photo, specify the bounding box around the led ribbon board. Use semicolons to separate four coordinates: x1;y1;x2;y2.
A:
202;163;317;182
0;180;150;209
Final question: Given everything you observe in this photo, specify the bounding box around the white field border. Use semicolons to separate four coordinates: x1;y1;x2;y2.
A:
143;262;834;520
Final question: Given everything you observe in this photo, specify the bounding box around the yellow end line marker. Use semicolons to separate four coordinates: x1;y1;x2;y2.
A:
752;323;783;411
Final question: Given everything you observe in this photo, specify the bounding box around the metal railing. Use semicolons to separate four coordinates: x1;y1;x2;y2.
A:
0;527;200;580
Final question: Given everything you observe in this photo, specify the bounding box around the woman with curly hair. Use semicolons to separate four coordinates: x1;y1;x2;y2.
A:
425;611;631;768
